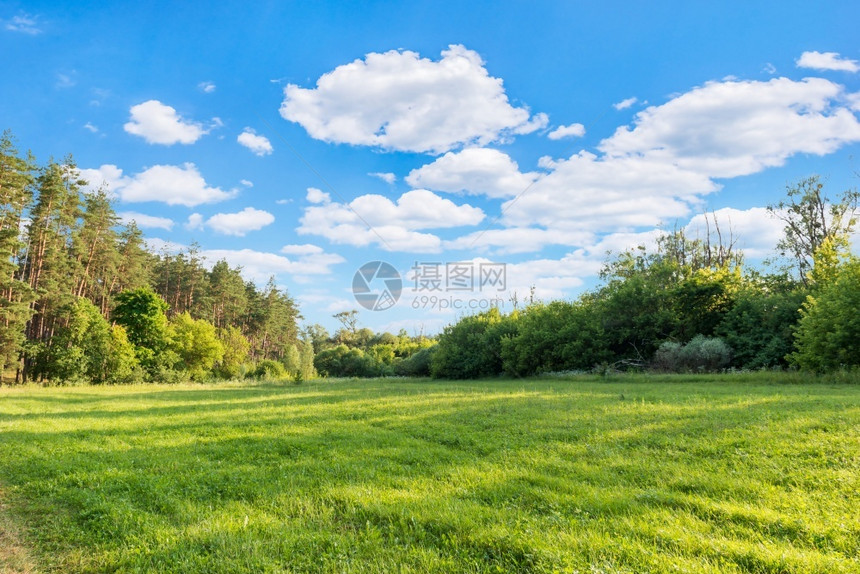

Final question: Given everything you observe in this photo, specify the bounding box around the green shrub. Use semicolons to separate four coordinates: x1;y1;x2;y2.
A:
653;335;732;372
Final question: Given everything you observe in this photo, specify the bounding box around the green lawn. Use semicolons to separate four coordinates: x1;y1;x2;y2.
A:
0;375;858;573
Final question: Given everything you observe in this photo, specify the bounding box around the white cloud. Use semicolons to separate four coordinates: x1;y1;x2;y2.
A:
601;77;860;178
123;100;209;145
237;128;273;156
201;248;345;282
82;163;235;206
405;148;538;198
306;187;330;204
369;172;396;184
613;97;638;110
281;244;324;256
685;207;786;259
78;164;128;196
501;151;714;230
240;179;254;187
547;123;586;140
280;44;544;154
117;211;174;231
763;62;777;75
83;122;99;133
186;213;204;231
298;189;485;252
205;207;275;236
198;81;216;93
796;51;859;73
4;14;41;34
444;227;594;254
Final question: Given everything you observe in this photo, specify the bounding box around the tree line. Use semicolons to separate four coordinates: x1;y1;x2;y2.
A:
429;176;860;378
0;131;307;384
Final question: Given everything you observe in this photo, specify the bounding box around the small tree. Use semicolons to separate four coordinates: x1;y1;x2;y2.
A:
215;325;250;379
170;312;224;380
113;287;172;375
791;259;860;371
767;176;859;286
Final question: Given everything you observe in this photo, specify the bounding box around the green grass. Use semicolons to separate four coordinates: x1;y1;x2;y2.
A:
0;375;858;573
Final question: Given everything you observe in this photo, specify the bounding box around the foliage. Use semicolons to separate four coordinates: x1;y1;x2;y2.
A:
394;345;436;377
653;335;733;372
791;258;860;371
767;175;859;285
214;326;250;379
37;298;140;384
313;344;386;378
500;301;610;376
716;286;805;369
170;312;225;380
251;359;288;380
431;308;517;379
113;287;173;376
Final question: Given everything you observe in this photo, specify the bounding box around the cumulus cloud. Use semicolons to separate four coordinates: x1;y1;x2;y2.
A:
444;227;594;254
600;77;860;178
280;45;544;154
501;151;714;230
201;248;345;281
281;244;325;256
796;51;859;73
405;148;538;198
426;77;860;255
78;164;128;196
369;172;396;184
306;187;330;204
298;189;485;252
82;163;235;206
123;100;211;145
186;213;204;231
117;211;174;231
205;207;275;236
547;123;586;140
237;128;273;156
613;97;638;110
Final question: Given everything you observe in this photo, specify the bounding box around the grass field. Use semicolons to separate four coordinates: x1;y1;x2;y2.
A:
0;375;858;573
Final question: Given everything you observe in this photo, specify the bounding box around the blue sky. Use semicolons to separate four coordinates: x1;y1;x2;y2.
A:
2;1;859;334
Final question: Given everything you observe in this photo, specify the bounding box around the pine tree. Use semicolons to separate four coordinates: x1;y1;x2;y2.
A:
21;158;83;380
0;132;36;376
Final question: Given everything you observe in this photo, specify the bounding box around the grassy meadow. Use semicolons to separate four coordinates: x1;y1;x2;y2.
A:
0;375;858;573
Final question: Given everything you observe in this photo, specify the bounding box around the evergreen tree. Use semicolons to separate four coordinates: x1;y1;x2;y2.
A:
22;159;84;379
0;132;35;376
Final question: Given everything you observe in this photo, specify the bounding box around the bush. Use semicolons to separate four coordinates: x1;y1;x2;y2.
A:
252;359;288;380
394;345;436;377
431;309;516;379
313;345;385;378
791;259;860;371
653;335;732;373
500;301;611;376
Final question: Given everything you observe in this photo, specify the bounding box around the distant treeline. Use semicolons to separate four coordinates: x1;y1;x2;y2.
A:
3;130;858;384
428;176;860;378
1;131;305;384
